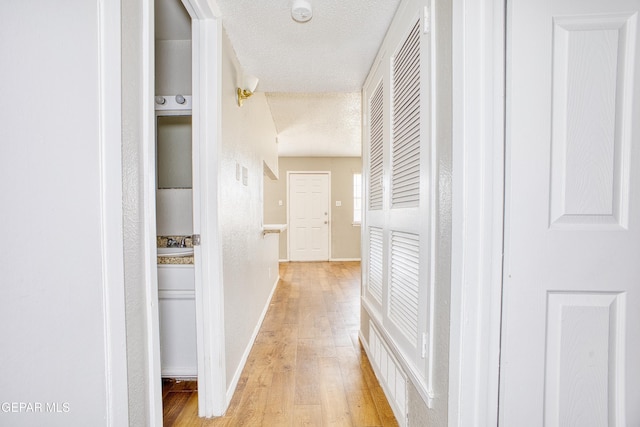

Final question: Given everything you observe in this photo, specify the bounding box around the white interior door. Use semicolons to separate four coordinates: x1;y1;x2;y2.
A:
1;0;128;424
501;0;640;425
288;173;330;261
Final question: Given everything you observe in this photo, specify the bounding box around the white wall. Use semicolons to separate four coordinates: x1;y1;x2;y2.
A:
156;189;193;235
155;38;193;238
156;40;192;96
219;28;281;392
0;1;128;425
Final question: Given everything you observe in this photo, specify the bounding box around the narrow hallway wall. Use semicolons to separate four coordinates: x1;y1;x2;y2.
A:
219;28;281;392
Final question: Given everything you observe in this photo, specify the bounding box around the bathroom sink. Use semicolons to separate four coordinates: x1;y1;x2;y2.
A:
157;247;194;257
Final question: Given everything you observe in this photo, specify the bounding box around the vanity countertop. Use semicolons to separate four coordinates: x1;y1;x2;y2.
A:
158;255;194;265
157;235;194;265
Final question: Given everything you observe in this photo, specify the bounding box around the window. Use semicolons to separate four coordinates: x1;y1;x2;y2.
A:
353;173;362;224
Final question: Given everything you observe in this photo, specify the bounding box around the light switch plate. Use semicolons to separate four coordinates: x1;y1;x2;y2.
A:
336;201;342;207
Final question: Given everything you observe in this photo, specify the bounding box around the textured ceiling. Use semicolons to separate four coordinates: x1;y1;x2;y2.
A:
267;93;362;157
216;0;400;93
155;0;400;157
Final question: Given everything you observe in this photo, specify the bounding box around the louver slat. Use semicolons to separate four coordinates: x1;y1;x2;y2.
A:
393;26;420;76
392;143;420;170
392;20;421;209
389;231;420;344
368;81;385;210
368;227;384;304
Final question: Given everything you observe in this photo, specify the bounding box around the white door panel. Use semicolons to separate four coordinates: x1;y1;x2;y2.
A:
502;0;640;425
0;0;127;424
289;173;330;261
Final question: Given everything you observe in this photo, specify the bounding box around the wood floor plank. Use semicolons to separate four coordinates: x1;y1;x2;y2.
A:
170;393;202;427
293;405;324;426
272;325;299;372
294;339;322;405
335;346;382;426
283;293;300;325
162;262;398;427
262;369;296;427
163;391;192;426
318;356;352;426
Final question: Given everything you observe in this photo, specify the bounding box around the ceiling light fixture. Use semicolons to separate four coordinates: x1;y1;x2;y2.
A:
291;0;312;23
236;74;259;107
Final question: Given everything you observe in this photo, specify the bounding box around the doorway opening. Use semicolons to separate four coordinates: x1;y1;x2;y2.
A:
154;107;198;385
148;0;227;419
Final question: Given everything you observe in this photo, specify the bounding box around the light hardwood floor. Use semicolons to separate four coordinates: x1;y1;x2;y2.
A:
162;261;398;426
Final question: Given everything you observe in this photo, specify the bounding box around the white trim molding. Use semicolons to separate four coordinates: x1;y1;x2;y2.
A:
359;328;408;427
98;0;129;424
141;0;164;424
189;13;227;417
449;0;505;426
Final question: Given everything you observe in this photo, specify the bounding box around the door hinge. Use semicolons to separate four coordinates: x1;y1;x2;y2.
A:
191;234;201;246
422;332;428;358
423;5;431;34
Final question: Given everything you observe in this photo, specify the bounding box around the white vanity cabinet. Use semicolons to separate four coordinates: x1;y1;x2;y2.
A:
157;264;197;378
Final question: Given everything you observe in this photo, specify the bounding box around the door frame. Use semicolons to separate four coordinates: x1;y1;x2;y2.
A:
183;1;227;416
100;0;130;424
286;171;332;261
143;0;226;421
449;0;506;425
141;0;162;424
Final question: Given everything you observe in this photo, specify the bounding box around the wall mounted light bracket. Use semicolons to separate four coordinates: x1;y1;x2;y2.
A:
237;88;254;107
236;74;259;107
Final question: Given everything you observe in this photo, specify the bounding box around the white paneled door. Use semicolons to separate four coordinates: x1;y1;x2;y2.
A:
501;0;640;425
288;173;330;261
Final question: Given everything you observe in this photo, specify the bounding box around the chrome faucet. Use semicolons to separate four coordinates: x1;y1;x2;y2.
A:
179;237;187;248
167;237;178;247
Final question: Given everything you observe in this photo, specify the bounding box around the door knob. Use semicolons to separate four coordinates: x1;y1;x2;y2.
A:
324;221;328;224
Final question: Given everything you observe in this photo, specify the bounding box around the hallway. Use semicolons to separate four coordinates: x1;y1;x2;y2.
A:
163;262;398;426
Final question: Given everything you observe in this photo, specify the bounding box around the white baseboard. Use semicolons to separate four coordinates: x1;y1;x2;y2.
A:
161;368;197;379
279;259;289;263
225;275;280;406
359;328;407;427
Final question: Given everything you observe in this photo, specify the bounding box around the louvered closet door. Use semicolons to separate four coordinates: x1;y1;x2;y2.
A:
363;14;432;379
365;76;386;310
386;18;430;375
